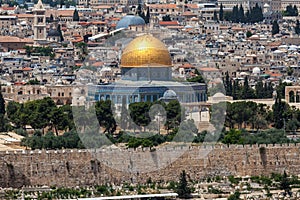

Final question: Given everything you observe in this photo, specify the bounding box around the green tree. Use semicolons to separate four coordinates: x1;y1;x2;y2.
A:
73;9;80;21
95;100;117;134
0;89;5;131
57;24;64;42
145;6;150;24
223;129;243;144
246;30;253;38
280;171;291;196
175;170;192;199
187;74;205;83
238;4;245;23
219;3;224;21
75;42;88;61
255;81;264;99
272;95;289;129
295;20;300;35
129;102;152;132
166;100;182;131
120;97;129;130
272;20;280;35
228;191;240;200
49;14;54;23
213;10;218;21
224;71;232;96
162;15;171;21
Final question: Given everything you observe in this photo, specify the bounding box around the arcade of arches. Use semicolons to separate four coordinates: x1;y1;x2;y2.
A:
285;86;300;103
1;85;86;106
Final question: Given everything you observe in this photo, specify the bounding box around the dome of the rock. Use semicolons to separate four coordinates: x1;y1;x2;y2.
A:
120;34;172;67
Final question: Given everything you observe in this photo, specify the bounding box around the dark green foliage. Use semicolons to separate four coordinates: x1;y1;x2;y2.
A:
162;15;171;21
75;42;88;61
175;170;192;199
272;95;289;129
0;89;5;132
272;20;280;35
246;30;253;38
6;98;72;133
280;171;291;196
57;24;64;42
222;129;290;145
295;20;300;35
95;100;116;134
129;102;152;132
165;100;182;131
21;130;83;150
228;191;240;200
145;6;150;24
224;75;273;100
213;10;218;21
223;129;243;144
73;9;80;21
283;5;298;16
187;74;205;83
225;3;263;23
219;3;224;21
27;78;41;85
24;46;55;59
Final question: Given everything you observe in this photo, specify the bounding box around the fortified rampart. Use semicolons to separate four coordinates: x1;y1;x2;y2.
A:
1;143;300;188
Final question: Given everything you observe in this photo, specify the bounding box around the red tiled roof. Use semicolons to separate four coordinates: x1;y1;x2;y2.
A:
148;4;177;9
182;11;197;16
1;7;16;10
199;67;219;72
186;4;198;9
92;21;107;25
22;67;32;71
159;21;179;26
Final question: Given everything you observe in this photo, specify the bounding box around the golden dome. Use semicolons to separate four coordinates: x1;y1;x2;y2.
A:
120;34;172;67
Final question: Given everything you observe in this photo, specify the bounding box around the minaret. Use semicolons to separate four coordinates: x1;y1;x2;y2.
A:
33;0;46;44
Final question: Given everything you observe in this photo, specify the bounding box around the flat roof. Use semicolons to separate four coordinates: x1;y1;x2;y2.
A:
79;193;178;200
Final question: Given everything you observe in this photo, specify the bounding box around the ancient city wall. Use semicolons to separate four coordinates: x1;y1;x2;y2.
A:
1;143;300;188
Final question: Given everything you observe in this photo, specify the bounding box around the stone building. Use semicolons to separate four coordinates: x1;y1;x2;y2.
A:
0;16;17;30
2;84;87;106
33;0;46;45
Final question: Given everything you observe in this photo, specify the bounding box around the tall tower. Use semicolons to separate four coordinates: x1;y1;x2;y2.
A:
33;0;46;44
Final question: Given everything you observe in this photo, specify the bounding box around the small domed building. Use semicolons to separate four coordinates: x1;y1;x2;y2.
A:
116;15;146;31
47;28;61;42
88;34;207;105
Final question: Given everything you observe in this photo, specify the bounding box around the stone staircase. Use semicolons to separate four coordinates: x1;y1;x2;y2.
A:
197;121;216;132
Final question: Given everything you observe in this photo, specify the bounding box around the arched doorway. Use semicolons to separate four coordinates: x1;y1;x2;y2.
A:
289;91;295;103
56;99;64;105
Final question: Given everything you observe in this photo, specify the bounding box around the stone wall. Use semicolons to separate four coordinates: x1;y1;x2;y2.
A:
1;143;300;188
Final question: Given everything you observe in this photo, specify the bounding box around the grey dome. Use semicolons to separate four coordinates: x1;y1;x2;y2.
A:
116;15;145;29
48;29;60;37
163;90;177;99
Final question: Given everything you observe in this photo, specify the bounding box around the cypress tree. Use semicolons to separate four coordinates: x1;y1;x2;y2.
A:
238;4;245;23
145;6;150;24
73;9;80;21
294;5;298;16
49;14;54;23
213;10;218;21
219;3;224;21
57;24;64;42
176;170;192;199
0;89;5;132
295;20;300;34
272;20;280;35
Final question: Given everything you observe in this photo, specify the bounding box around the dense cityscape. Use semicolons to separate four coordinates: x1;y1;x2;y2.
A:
2;0;300;199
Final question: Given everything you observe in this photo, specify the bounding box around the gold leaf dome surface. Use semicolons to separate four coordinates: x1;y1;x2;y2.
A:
120;34;172;67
